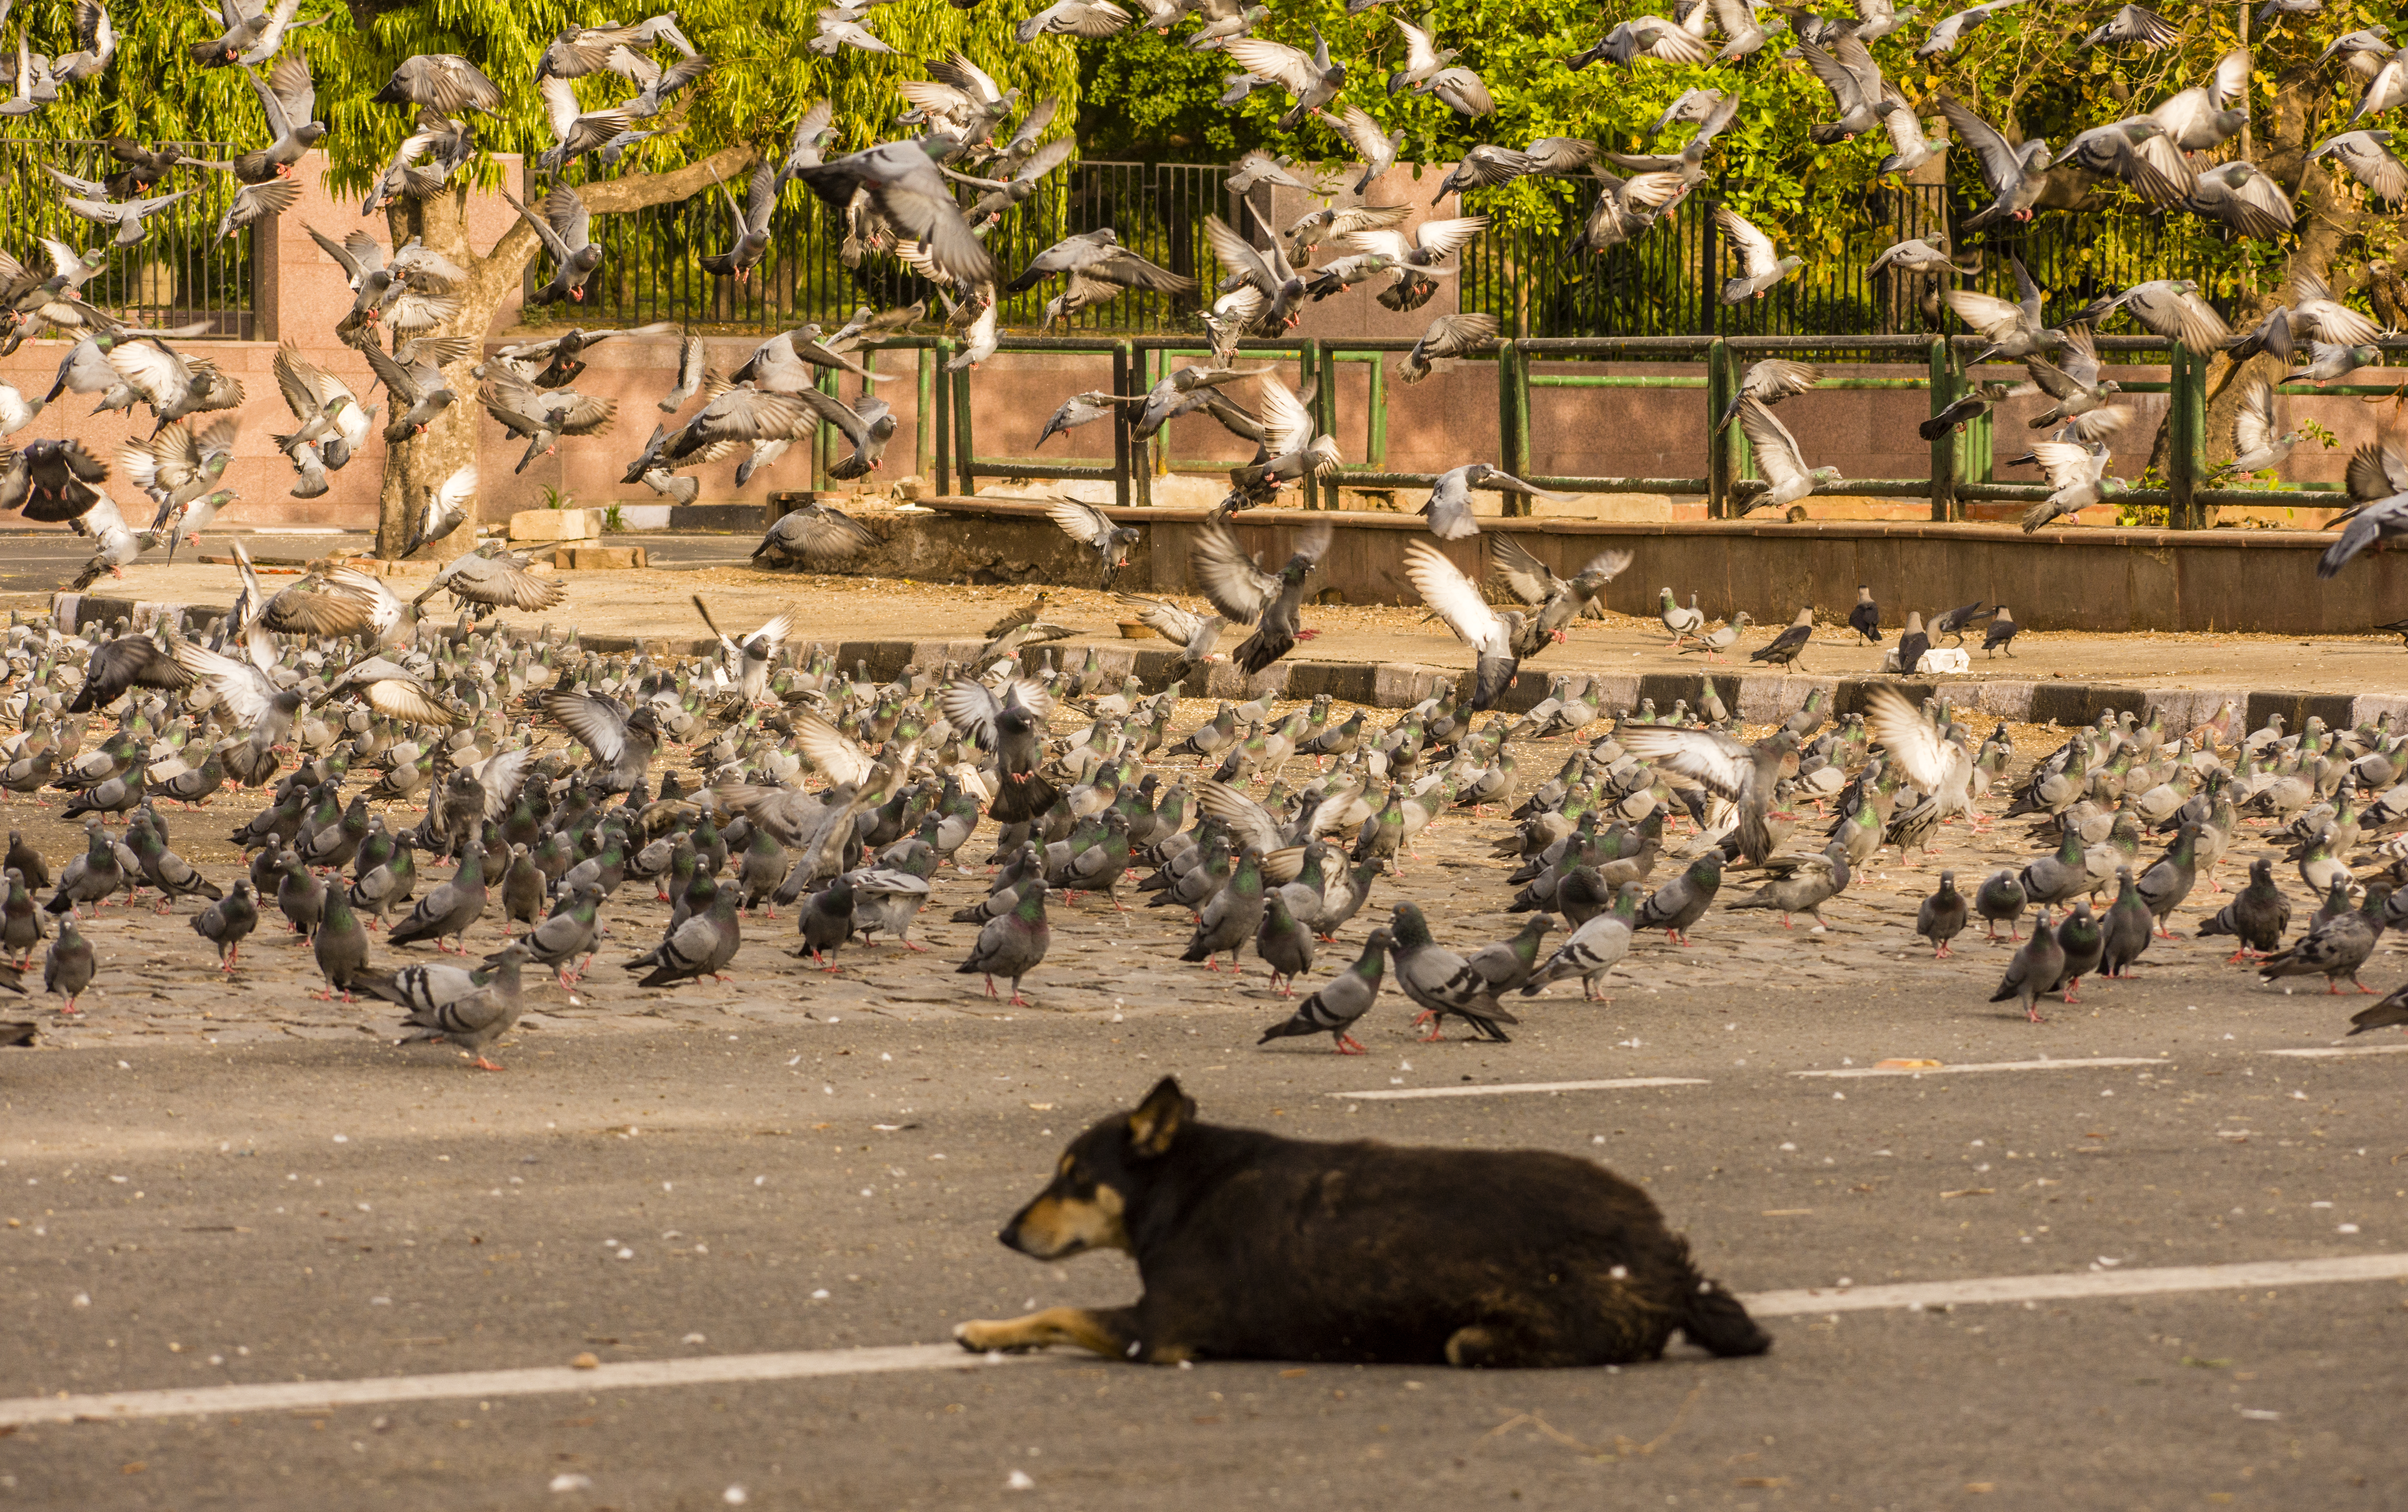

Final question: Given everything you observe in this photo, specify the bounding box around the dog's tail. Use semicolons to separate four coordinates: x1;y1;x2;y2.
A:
1678;1258;1772;1358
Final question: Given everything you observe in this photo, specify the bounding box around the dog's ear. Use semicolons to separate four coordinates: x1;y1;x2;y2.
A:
1125;1075;1194;1159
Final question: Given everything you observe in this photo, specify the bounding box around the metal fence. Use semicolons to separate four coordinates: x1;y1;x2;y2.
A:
531;154;2265;341
1455;181;2250;339
546;158;1237;335
0;138;256;337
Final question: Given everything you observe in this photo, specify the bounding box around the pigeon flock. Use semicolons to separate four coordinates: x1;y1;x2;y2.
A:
0;557;2402;1065
0;0;2400;559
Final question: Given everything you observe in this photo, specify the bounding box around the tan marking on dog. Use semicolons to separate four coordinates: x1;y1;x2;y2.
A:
1012;1185;1129;1259
954;1307;1126;1358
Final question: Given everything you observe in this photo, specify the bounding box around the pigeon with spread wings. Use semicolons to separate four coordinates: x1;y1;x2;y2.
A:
1045;497;1140;587
1938;96;2053;228
414;543;568;612
691;595;790;703
1190;519;1334;675
1490;535;1633;654
541;689;660;793
791;137;993;290
1617;722;1798;865
503;184;602;306
1403;539;1523;711
1731;399;1841;516
700;162;776;285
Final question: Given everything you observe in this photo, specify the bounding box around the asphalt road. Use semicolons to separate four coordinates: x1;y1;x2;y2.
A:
6;963;2406;1510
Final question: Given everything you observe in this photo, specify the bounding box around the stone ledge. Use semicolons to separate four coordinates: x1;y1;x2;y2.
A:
39;594;2403;734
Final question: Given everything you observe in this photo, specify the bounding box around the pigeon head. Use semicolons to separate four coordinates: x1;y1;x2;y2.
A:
1387;900;1432;949
918;133;966;161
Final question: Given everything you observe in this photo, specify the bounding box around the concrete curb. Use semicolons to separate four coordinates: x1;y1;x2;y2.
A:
51;591;2407;733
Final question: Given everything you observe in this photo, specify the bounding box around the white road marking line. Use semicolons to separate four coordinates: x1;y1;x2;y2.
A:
8;1254;2405;1427
1330;1077;1709;1101
1743;1252;2408;1317
0;1344;1021;1429
2266;1045;2408;1059
1791;1057;2168;1080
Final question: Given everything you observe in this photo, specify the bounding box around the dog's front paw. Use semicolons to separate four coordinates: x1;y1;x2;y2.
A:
954;1319;1032;1353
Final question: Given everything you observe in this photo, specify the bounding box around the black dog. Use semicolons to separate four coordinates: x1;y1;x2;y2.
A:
954;1077;1770;1368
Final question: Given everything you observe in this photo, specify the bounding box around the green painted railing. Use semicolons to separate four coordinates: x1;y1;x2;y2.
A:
908;331;2408;528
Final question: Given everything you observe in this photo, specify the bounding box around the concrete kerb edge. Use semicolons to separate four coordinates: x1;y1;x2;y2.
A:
45;594;2400;731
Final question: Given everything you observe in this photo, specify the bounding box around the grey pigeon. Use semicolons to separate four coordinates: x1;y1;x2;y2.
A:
513;883;604;986
1976;868;2026;939
633;874;742;987
2198;859;2290;960
2259;894;2382;994
1636;850;1725;945
797;874;856;969
1388;900;1516;1042
1917;870;1969;957
1259;927;1389;1053
1727;843;1850;930
2053;901;2105;1003
958;879;1050;1004
2133;823;2198;937
1182;848;1266;972
1990;907;2065;1022
311;886;368;1002
1464;915;1556;994
45;916;94;1013
386;841;486;952
1520;883;1641;1000
386;943;531;1071
1253;887;1316;994
847;868;930;949
2100;868;2154;977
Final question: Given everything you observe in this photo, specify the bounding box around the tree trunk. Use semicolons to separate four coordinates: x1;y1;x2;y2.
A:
370;145;763;560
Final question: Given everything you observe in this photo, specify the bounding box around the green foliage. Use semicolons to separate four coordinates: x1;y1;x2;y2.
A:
10;1;1082;200
541;484;573;510
603;504;626;532
2299;418;2341;451
2;5;342;145
1077;0;2393;270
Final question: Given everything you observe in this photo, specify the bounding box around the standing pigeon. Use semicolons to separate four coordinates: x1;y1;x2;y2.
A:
2100;867;2154;977
1259;926;1389;1053
1387;901;1515;1042
1253;887;1315;994
1976;868;2027;940
1519;883;1641;1000
958;878;1050;1004
386;943;531;1071
1635;849;1725;944
385;841;486;952
45;915;93;1014
2053;901;2105;1003
1917;870;1969;957
193;880;257;971
311;886;368;1002
1990;907;2065;1022
2198;858;2290;960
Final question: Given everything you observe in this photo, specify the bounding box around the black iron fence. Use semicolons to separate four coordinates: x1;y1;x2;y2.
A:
544;158;1237;335
533;155;2259;341
0;138;256;337
1456;180;2251;339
